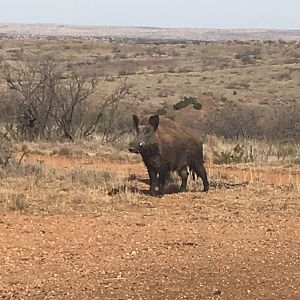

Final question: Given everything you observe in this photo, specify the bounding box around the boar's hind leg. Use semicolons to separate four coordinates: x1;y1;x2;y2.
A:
178;167;188;192
195;162;209;192
147;167;158;196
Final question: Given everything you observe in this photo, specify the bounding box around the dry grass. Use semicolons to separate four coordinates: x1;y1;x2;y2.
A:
205;135;300;166
12;138;139;162
0;158;145;215
0;149;299;216
0;133;298;216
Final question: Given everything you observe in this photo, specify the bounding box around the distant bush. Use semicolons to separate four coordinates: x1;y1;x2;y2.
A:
178;66;193;73
226;81;250;90
213;144;248;164
118;69;136;76
173;96;202;111
200;101;263;139
234;48;261;64
167;67;176;73
271;102;300;141
276;143;298;161
276;71;291;81
196;99;300;142
158;89;169;98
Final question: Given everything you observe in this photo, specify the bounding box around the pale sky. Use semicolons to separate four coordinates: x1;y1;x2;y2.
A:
0;0;299;29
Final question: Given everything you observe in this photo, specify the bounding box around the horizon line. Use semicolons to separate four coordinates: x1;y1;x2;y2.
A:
1;21;300;32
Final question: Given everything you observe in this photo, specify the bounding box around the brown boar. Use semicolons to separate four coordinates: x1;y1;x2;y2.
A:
129;114;209;195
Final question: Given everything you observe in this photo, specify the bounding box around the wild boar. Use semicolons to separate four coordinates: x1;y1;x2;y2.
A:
129;114;209;195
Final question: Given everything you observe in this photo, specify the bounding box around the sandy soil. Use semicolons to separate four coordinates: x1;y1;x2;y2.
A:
0;155;299;299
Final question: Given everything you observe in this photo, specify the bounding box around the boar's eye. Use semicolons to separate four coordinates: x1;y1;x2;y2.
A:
144;128;151;134
139;142;144;147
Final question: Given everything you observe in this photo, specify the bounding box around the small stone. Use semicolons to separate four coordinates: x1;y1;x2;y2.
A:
213;288;222;295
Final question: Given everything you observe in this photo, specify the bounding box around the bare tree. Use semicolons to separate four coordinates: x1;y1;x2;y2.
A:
74;80;130;141
1;60;58;140
0;59;131;142
203;103;261;139
271;102;300;142
49;71;98;141
100;81;130;142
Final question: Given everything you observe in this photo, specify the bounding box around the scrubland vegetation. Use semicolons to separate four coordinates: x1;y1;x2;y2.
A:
0;36;299;214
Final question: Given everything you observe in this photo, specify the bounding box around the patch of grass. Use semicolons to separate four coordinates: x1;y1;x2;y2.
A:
226;80;250;89
206;135;300;165
69;168;116;188
276;143;298;161
6;193;27;211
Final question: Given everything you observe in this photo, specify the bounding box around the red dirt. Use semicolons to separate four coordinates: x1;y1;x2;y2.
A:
22;152;300;186
21;153;144;174
1;153;299;299
1;204;299;299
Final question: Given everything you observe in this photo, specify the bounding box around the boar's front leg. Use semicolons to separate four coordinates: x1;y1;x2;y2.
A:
158;170;168;196
147;166;158;196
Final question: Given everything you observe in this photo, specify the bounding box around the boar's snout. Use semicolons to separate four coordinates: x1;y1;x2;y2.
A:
129;142;139;153
129;141;146;153
129;146;138;153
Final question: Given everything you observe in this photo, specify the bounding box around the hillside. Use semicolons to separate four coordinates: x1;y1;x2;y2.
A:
0;35;300;141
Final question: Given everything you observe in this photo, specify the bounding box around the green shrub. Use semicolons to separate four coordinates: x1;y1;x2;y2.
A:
173;96;202;111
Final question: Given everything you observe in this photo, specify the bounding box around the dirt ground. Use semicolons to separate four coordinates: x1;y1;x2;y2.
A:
0;155;299;300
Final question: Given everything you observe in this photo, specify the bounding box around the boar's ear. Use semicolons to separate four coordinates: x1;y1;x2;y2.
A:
149;115;159;131
132;114;139;132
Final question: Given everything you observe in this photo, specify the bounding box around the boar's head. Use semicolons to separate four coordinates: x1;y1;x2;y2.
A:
129;114;159;154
